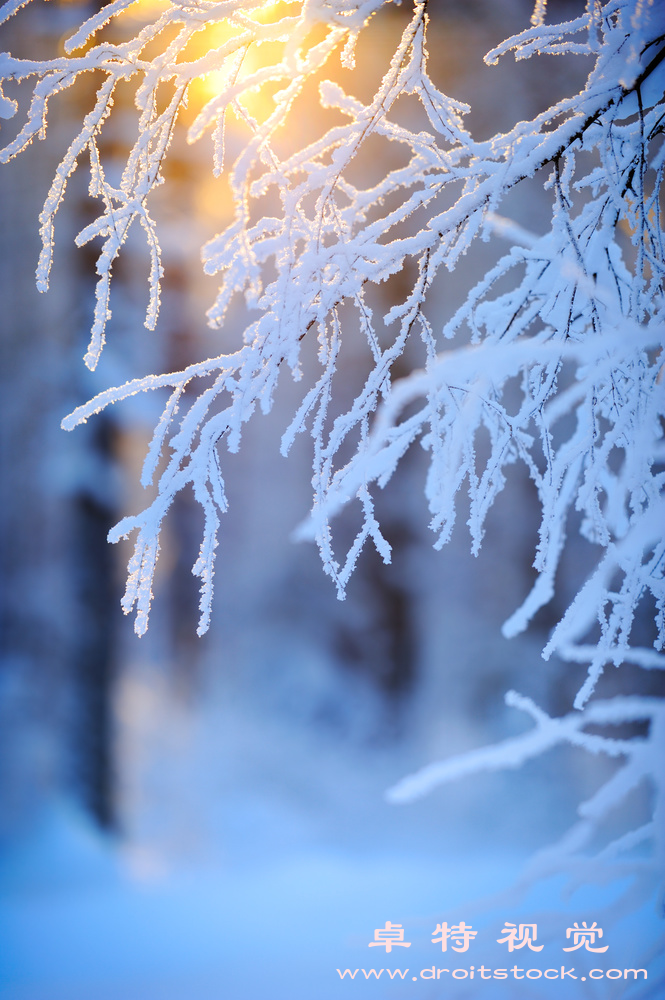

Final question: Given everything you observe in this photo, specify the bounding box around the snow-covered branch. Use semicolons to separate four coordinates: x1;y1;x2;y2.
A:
388;689;665;903
2;0;663;912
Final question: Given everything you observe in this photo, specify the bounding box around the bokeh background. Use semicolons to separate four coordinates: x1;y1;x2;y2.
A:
0;1;661;997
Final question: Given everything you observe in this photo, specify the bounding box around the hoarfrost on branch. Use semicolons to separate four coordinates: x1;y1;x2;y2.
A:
1;0;663;910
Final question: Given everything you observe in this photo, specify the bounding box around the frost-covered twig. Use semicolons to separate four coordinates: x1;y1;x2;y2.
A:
3;0;664;937
387;690;665;905
2;1;663;684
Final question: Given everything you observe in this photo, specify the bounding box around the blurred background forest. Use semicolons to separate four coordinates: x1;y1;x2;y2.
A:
0;1;661;997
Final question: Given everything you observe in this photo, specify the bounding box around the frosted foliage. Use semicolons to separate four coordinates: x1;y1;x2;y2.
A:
389;691;665;913
1;0;664;905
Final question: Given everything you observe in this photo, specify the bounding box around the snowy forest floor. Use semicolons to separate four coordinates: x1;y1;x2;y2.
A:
1;739;662;1000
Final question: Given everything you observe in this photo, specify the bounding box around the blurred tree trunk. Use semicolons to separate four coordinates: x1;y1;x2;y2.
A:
0;6;119;833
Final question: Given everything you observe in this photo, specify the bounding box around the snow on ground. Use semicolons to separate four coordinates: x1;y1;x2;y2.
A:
1;791;661;1000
